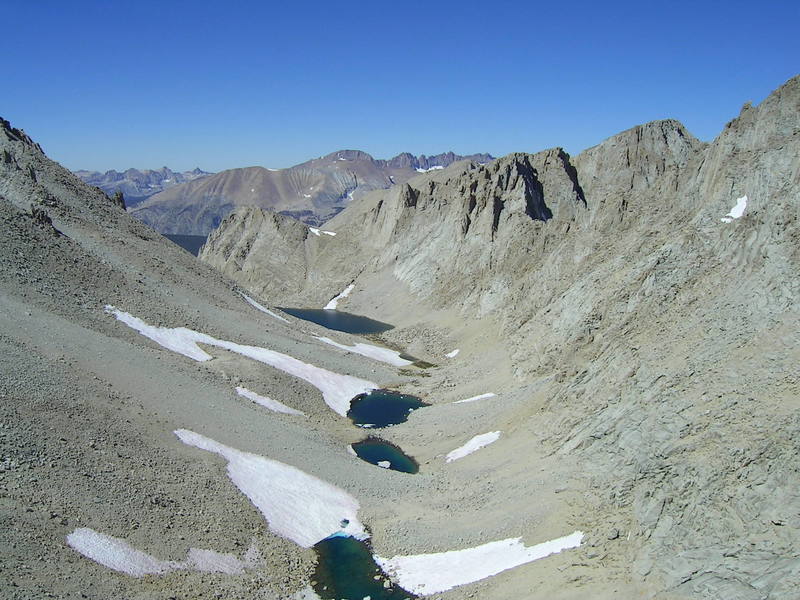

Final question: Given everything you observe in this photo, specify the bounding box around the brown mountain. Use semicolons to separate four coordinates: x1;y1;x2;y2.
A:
130;149;493;234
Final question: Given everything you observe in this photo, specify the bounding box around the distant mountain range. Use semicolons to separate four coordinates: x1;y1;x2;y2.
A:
74;167;212;207
128;150;493;235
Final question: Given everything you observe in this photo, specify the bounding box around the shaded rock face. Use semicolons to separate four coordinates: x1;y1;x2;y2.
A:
130;150;494;235
74;166;211;208
199;208;311;299
200;76;800;599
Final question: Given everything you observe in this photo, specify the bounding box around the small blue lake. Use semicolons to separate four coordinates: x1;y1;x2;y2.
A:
352;438;419;474
164;234;207;256
278;308;394;334
312;535;416;600
348;390;428;428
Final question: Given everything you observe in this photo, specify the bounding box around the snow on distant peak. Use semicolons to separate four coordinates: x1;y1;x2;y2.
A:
375;532;584;595
445;431;501;462
416;165;445;173
175;429;367;547
324;283;355;310
721;195;748;223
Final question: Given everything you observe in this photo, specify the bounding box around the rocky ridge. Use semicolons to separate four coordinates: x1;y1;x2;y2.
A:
200;75;800;599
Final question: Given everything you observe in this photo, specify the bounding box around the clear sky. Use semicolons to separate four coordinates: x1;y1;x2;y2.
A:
3;0;798;172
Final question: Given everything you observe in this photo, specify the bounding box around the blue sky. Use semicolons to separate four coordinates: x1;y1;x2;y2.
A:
3;0;798;172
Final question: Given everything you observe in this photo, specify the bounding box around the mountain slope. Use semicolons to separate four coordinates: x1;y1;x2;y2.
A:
131;150;493;234
0;119;466;598
199;75;800;599
2;118;610;600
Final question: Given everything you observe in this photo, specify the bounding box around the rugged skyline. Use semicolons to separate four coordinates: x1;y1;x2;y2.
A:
3;2;798;171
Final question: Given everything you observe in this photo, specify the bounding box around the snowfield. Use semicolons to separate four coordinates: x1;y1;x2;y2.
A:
323;283;355;310
315;336;413;367
446;431;501;462
106;306;376;416
236;386;305;416
375;532;584;595
239;292;289;323
453;392;496;404
309;227;337;237
66;528;259;577
721;195;748;222
175;429;367;547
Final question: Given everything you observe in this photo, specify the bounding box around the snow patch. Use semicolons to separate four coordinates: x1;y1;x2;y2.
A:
303;194;312;198
106;306;376;416
375;532;584;595
240;292;289;323
446;431;501;462
445;348;460;358
324;283;355;310
377;461;391;469
721;195;748;222
316;336;412;367
66;528;257;577
310;227;336;236
175;429;367;547
415;165;445;173
67;528;175;576
453;392;496;404
236;386;305;416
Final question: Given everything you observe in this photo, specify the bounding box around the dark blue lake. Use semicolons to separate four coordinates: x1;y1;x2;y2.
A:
164;234;207;256
278;308;394;334
352;438;419;474
312;535;415;600
348;390;428;428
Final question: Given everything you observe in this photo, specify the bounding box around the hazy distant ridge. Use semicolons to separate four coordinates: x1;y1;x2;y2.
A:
74;166;212;207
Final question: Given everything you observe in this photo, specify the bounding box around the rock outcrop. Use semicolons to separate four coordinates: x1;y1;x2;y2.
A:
199;208;312;299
